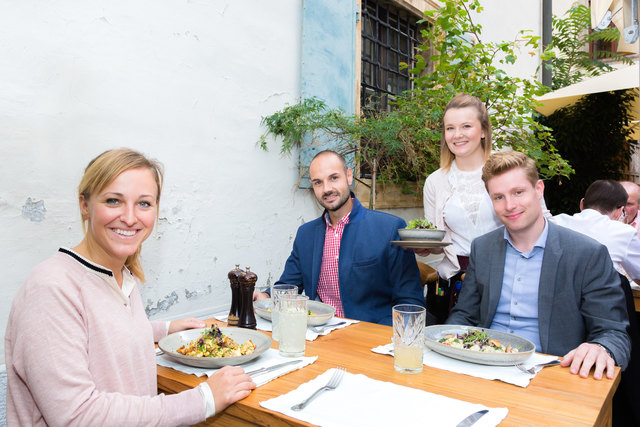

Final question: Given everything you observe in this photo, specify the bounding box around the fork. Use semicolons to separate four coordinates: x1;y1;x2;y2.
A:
515;359;561;374
310;321;346;334
291;367;346;411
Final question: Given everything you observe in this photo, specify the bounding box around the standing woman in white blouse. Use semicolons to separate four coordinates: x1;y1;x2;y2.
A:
420;93;502;323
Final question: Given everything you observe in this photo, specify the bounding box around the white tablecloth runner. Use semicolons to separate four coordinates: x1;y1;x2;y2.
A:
157;348;317;386
372;343;559;387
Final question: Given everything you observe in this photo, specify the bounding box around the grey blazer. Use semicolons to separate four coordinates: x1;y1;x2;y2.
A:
447;221;631;369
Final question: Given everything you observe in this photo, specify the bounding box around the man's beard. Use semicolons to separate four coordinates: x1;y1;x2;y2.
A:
320;190;350;212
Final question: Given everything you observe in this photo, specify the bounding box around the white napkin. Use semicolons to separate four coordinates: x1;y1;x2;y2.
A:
214;314;359;341
305;318;359;340
156;348;317;386
260;368;508;427
372;343;559;388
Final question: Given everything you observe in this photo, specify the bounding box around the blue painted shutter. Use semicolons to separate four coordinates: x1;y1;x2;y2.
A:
299;0;358;187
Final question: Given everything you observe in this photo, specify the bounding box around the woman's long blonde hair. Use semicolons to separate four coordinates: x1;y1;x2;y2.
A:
440;93;493;171
78;148;164;281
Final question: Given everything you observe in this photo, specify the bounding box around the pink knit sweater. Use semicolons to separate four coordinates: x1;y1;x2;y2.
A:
5;249;206;426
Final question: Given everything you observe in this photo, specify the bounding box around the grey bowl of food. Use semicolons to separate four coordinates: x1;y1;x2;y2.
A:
398;228;446;241
254;299;336;326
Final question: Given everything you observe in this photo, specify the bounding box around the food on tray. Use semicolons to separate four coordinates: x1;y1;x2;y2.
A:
176;326;256;357
406;218;437;229
438;329;518;353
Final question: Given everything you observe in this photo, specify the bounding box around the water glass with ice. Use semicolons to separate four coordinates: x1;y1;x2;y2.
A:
278;294;309;357
271;284;298;342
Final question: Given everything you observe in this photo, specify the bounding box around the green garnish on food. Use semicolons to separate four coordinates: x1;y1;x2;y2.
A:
406;218;436;229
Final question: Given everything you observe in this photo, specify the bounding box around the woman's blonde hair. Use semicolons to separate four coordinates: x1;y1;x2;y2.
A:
440;93;492;171
78;148;164;281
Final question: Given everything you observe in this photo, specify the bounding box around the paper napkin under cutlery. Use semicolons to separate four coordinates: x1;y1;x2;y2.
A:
260;368;508;427
214;314;358;341
156;348;317;386
372;343;559;388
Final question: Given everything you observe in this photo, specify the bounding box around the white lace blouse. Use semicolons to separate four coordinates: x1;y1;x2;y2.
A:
442;161;502;257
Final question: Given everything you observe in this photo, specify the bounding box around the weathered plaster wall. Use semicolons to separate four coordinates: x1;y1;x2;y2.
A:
0;0;556;367
0;0;318;364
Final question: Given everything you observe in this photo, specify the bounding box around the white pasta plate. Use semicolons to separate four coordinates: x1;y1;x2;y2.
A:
253;298;335;326
424;325;535;366
158;327;271;368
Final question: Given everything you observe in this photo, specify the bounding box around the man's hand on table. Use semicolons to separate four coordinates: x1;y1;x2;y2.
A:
168;317;206;334
561;342;615;380
205;366;256;413
253;291;269;301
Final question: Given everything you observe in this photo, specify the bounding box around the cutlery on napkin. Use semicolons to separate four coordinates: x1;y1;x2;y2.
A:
260;368;508;426
156;348;317;386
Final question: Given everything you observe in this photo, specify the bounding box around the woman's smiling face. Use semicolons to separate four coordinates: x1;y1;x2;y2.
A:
80;167;158;271
443;106;486;161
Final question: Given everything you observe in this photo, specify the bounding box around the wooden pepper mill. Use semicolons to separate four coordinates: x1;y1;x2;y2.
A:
237;266;257;329
227;264;243;327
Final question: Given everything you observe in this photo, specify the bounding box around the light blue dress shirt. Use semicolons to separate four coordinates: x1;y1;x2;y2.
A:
490;220;549;351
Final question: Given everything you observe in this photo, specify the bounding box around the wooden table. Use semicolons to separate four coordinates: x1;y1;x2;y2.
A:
633;289;640;312
157;319;620;426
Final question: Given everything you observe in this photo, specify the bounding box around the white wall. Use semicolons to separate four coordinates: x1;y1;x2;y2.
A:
470;0;587;80
0;0;320;364
0;0;558;366
470;0;543;80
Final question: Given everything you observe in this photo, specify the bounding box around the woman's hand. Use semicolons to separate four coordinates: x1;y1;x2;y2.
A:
412;248;444;257
205;366;256;412
168;317;206;334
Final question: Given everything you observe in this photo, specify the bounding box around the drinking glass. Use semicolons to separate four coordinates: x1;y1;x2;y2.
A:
392;304;426;374
271;284;298;342
278;294;309;357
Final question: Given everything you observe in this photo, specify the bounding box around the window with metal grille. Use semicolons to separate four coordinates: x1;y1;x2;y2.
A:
360;0;423;113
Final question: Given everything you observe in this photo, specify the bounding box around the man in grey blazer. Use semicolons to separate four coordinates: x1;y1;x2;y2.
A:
447;151;630;379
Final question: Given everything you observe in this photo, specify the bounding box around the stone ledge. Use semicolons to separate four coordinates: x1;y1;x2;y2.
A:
354;179;423;209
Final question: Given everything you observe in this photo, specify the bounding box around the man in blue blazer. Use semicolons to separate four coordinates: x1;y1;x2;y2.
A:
255;150;424;326
447;151;630;379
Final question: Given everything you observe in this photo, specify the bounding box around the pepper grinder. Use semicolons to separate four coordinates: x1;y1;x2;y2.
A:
227;264;243;327
238;266;257;329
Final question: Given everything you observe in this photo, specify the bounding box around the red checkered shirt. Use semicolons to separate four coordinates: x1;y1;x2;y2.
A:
317;211;350;317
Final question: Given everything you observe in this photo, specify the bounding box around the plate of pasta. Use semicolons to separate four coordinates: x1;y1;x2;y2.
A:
158;326;271;368
424;325;535;366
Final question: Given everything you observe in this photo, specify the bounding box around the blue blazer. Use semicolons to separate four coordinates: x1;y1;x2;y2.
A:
447;221;631;368
276;196;424;325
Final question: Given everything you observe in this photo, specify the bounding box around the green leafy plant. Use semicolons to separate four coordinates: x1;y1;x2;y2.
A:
258;0;573;206
535;5;636;214
540;4;633;90
406;218;436;229
540;90;637;215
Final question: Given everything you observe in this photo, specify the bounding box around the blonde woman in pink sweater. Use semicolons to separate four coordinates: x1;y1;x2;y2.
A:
5;148;255;426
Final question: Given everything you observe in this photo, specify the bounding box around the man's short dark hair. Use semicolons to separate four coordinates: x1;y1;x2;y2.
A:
582;180;628;214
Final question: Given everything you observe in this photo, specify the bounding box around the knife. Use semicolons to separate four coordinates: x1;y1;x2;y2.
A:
245;360;302;377
456;409;488;427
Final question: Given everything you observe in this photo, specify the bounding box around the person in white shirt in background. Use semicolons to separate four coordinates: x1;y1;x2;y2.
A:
553;179;640;283
620;181;640;235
